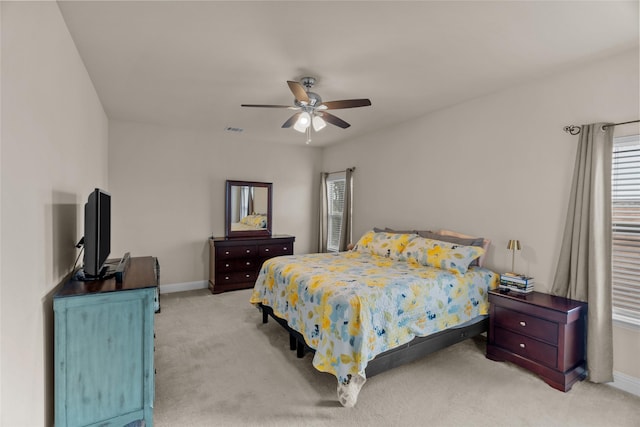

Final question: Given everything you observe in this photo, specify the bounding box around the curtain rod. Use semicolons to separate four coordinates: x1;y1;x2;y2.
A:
326;167;356;175
603;119;640;129
563;119;640;135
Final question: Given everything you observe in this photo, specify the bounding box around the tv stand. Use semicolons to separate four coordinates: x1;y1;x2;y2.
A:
54;256;159;427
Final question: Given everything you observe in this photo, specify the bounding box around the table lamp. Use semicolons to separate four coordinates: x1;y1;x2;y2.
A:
507;239;521;274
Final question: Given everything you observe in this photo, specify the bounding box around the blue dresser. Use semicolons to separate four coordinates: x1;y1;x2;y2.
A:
54;256;158;427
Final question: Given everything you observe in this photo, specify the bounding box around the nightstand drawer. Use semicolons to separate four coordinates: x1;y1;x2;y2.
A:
494;306;558;344
494;327;557;368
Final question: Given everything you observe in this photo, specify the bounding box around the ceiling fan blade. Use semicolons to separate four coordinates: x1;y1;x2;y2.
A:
241;104;298;110
319;112;351;129
282;112;302;128
320;99;372;110
287;81;310;104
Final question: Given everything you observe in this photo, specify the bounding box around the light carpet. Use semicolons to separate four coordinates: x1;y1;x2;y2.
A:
153;289;640;426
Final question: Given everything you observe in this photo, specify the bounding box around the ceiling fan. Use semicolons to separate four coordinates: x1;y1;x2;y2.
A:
241;77;372;141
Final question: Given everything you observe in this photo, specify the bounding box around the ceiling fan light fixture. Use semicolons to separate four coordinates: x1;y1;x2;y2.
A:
312;115;327;131
241;76;372;139
293;111;311;133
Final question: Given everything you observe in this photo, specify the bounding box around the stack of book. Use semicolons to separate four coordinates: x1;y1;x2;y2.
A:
499;273;534;294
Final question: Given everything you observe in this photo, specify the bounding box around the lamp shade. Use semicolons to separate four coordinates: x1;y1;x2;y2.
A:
507;239;521;250
293;112;311;133
312;115;327;131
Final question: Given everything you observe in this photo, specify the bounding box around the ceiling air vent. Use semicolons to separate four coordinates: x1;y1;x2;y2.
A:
225;126;243;133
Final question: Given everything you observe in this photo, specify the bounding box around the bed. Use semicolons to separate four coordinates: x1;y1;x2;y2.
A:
230;214;268;231
250;230;498;406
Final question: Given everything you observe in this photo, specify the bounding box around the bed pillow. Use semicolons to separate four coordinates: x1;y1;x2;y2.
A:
402;236;485;275
436;229;490;267
417;231;485;267
373;227;417;234
354;230;417;259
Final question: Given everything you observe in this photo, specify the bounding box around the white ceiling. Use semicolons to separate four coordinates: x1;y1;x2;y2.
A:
57;1;639;147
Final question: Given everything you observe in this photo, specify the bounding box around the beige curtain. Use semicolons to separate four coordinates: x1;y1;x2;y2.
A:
318;172;329;253
339;168;354;252
248;187;254;215
552;122;614;383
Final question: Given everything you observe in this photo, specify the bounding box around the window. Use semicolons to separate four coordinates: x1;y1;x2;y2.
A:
612;134;640;324
326;172;346;252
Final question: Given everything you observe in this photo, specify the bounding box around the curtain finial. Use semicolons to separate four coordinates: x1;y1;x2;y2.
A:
563;125;581;135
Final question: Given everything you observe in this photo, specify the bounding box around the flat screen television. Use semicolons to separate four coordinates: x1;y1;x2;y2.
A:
83;188;111;278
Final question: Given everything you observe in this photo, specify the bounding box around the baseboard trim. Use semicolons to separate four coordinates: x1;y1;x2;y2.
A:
159;280;208;294
609;371;640;397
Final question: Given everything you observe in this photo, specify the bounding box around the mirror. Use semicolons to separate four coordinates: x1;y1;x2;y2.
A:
225;180;272;238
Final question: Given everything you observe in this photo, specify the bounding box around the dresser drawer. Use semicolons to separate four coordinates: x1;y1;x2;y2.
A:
216;270;257;284
216;258;257;272
259;243;293;257
216;245;257;259
494;306;558;344
494;327;557;368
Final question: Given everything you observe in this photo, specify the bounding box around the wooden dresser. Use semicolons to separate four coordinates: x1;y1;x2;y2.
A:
209;235;295;294
486;290;587;392
54;256;158;427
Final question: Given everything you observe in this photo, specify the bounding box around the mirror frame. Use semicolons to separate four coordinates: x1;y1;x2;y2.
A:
225;180;273;238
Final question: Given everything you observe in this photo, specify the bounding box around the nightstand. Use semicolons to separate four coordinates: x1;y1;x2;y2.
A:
486;290;587;391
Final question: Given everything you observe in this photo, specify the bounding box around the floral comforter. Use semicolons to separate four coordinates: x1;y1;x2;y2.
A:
250;251;498;388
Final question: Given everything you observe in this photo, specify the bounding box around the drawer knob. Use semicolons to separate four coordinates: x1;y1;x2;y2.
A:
225;251;230;255
519;321;526;327
225;263;230;267
519;343;526;348
246;261;251;266
245;274;250;278
265;248;270;252
225;276;230;280
284;247;288;250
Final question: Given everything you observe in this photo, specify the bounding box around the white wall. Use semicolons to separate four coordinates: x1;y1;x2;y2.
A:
108;120;322;286
0;2;109;426
322;49;640;381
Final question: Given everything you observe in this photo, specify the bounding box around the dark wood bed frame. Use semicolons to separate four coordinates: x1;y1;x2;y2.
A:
259;303;489;378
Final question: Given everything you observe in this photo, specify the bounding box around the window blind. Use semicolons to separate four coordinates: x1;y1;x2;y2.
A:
612;135;640;321
327;174;346;252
